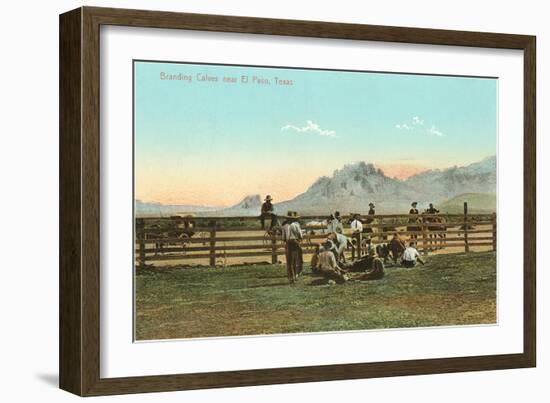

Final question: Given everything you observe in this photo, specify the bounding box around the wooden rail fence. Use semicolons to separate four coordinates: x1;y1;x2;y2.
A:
135;205;497;268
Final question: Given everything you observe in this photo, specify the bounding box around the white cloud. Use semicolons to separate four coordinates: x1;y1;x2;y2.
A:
395;116;445;137
428;125;444;137
281;120;336;138
412;116;424;125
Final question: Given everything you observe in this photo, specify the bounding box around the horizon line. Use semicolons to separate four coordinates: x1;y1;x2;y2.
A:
136;155;496;208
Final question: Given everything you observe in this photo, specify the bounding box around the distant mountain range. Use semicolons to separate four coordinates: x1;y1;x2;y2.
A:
136;156;496;216
438;192;496;214
404;156;496;202
134;199;219;217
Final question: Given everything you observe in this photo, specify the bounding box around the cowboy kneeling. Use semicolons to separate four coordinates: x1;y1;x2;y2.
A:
401;241;425;268
316;241;349;284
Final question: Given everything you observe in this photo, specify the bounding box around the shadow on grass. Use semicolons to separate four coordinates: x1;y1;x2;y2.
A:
307;278;330;286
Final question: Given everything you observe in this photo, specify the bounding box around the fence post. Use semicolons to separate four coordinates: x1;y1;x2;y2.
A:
492;212;497;252
421;222;428;255
271;232;278;264
136;218;146;269
464;202;470;253
209;220;216;266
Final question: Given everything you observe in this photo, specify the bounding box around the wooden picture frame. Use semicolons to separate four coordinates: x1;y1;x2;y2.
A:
59;6;536;396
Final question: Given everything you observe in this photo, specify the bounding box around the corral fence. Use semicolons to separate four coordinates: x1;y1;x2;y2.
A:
135;202;496;268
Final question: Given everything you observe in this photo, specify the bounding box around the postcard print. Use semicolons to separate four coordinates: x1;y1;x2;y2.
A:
134;60;497;341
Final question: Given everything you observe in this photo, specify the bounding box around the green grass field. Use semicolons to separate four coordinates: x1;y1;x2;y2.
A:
135;251;496;340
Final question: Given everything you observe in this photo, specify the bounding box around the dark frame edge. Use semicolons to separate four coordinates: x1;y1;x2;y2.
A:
85;353;533;396
523;36;536;368
59;7;83;396
59;5;537;396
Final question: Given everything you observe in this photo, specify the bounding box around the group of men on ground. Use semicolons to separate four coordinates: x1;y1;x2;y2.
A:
262;194;428;284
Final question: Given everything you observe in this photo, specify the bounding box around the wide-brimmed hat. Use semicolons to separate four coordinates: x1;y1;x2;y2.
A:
369;202;375;207
350;212;361;217
264;195;273;201
411;201;418;206
334;211;341;217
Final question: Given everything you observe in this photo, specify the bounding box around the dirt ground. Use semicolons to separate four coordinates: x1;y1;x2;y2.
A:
135;251;496;340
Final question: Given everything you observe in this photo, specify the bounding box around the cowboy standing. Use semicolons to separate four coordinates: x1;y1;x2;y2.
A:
401;241;425;268
364;203;375;234
281;211;303;283
327;211;344;234
260;195;278;229
407;202;421;239
350;213;363;233
367;202;376;219
350;213;363;257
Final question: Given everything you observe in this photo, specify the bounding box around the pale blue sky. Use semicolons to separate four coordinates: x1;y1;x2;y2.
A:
134;61;497;206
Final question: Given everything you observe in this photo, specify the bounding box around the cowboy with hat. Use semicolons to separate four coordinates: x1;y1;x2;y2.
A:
349;213;364;258
364;202;376;233
327;210;344;234
259;195;278;230
350;213;363;233
315;240;349;283
407;202;421;239
281;211;303;283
